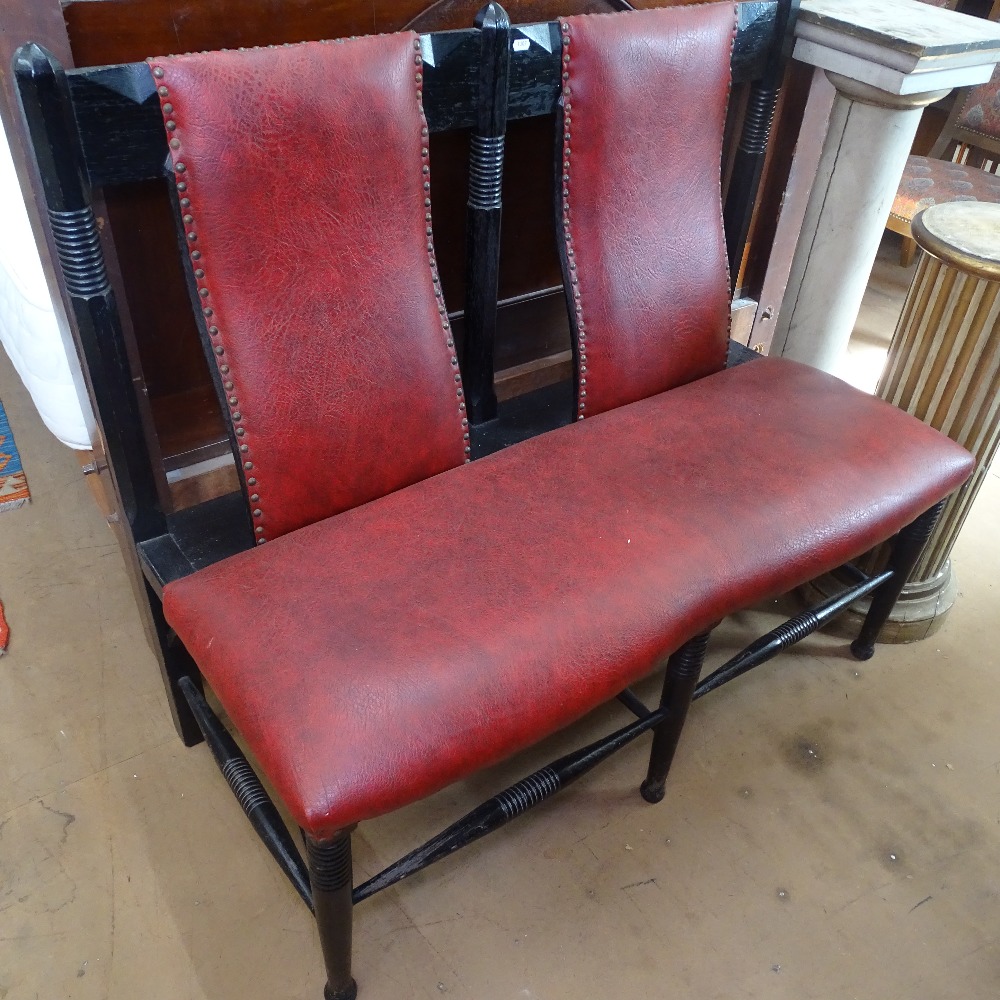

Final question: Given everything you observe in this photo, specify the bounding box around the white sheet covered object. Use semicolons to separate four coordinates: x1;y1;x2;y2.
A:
1;121;92;450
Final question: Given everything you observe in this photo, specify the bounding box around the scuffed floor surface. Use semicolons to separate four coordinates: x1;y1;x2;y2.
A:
1;342;998;999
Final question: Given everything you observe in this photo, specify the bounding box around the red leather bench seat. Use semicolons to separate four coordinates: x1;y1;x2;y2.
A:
164;357;973;838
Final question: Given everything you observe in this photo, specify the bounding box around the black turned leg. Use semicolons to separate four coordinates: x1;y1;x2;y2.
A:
306;832;357;1000
641;631;712;804
850;500;947;661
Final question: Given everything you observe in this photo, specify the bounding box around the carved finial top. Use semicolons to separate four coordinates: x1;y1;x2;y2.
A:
475;2;511;33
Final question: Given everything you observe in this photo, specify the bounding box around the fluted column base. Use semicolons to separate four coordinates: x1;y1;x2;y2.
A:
800;561;958;643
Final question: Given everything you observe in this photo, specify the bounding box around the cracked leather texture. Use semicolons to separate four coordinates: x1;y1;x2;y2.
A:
558;5;736;418
151;35;467;541
164;357;974;837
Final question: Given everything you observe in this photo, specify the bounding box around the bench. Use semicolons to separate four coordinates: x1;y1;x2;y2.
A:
15;3;974;996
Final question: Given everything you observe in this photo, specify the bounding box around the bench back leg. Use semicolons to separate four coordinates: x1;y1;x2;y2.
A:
640;631;712;804
850;500;947;661
306;833;357;1000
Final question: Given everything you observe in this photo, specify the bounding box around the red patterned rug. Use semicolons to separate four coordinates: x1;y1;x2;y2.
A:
0;395;30;511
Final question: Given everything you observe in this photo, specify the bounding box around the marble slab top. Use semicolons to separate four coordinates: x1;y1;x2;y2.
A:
800;0;1000;58
913;202;1000;281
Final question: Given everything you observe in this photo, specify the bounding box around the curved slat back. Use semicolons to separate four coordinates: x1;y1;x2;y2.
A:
556;4;737;418
149;35;468;541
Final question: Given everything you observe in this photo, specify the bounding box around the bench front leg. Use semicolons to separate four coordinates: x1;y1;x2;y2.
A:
306;831;357;1000
850;499;947;661
641;631;712;803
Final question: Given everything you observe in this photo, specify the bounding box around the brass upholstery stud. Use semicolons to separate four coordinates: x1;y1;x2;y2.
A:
175;162;186;172
253;509;262;517
236;428;245;436
233;412;242;421
240;444;248;453
214;345;224;355
158;86;169;97
256;526;264;534
229;396;238;405
199;288;210;298
177;181;188;192
244;462;253;470
163;103;173;113
250;494;259;503
153;67;164;78
184;214;194;224
220;365;229;374
247;477;256;486
166;120;177;130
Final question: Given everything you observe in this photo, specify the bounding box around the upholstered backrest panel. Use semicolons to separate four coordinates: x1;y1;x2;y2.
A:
557;5;737;419
150;34;468;542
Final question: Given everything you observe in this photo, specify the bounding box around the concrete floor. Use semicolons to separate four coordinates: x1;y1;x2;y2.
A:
1;247;999;999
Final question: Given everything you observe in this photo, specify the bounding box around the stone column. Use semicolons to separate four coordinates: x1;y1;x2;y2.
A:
770;0;1000;373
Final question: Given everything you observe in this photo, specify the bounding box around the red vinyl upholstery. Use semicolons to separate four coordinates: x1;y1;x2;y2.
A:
164;357;974;838
149;35;467;542
557;5;736;419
